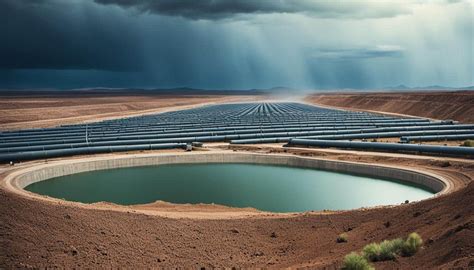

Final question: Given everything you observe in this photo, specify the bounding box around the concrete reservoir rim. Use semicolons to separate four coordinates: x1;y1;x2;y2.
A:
6;152;449;211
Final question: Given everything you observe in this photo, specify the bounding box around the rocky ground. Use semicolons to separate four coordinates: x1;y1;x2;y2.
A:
0;146;472;269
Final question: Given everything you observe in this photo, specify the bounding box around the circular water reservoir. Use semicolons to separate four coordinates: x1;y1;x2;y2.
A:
25;163;434;212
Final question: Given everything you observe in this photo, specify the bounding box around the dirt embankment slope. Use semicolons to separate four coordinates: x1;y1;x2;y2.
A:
0;90;263;131
305;91;474;123
0;148;473;269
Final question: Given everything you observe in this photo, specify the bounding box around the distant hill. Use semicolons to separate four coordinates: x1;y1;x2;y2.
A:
384;85;474;91
1;85;472;96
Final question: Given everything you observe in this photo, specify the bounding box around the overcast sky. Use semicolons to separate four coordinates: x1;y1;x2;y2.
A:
1;0;473;89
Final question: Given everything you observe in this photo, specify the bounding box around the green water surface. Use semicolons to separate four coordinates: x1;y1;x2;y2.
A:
25;163;434;212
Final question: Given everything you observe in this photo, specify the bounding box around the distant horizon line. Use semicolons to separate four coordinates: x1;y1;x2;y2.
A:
0;85;473;92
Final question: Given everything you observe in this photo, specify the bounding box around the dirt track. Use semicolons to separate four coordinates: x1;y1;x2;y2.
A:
305;91;474;123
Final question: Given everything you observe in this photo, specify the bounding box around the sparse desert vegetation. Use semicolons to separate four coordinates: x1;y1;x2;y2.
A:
342;252;374;270
337;233;348;243
342;233;423;269
401;232;423;256
462;140;474;147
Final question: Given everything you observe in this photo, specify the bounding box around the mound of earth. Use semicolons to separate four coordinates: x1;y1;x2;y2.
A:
306;91;474;123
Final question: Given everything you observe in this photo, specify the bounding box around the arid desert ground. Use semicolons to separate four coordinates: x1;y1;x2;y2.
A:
0;90;473;269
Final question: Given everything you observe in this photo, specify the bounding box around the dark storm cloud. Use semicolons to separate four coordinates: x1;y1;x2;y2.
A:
0;0;142;71
0;0;471;89
94;0;410;20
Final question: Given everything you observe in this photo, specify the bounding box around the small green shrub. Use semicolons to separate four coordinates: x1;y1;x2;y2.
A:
401;232;423;256
362;236;419;262
462;140;474;147
342;233;423;268
378;238;404;261
342;252;374;270
391;238;406;251
362;243;381;262
337;233;348;243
